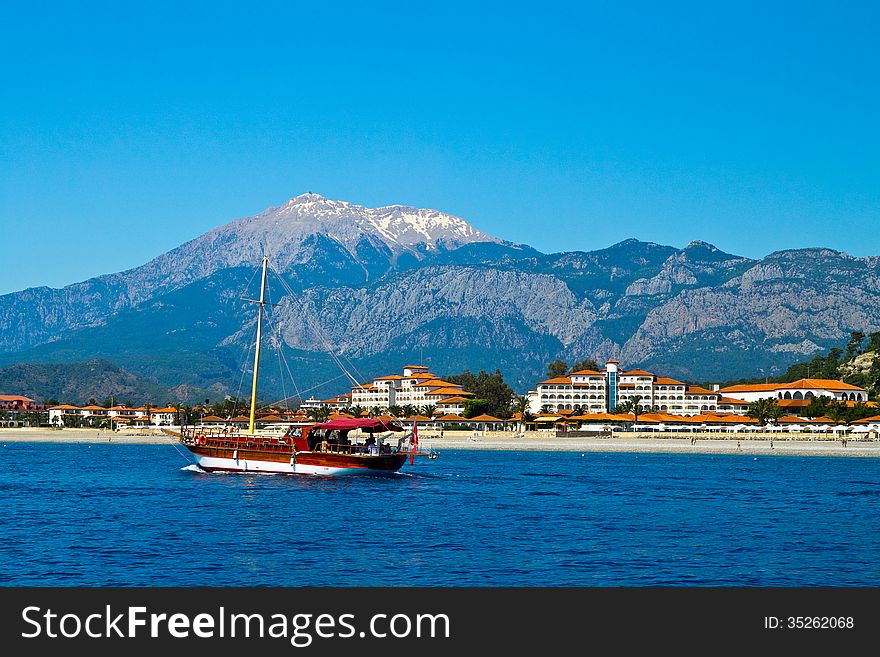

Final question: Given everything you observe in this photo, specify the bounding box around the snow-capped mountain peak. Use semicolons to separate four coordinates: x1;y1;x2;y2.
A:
233;194;500;254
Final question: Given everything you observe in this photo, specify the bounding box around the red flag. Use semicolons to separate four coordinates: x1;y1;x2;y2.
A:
410;417;418;465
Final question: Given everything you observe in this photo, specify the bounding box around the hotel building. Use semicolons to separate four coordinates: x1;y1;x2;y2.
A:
718;379;869;415
528;361;751;416
349;365;472;415
48;404;178;427
529;363;869;417
0;394;47;426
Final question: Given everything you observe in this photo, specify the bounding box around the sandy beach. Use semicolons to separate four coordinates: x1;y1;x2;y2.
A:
0;427;178;445
419;431;880;457
2;427;879;457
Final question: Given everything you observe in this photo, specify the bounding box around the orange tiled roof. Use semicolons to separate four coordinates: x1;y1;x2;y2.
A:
622;369;654;377
570;369;602;375
538;376;572;385
468;413;504;422
718;383;779;393
718;397;750;405
720;379;865;393
654;377;686;386
685;386;716;395
437;413;468;421
784;378;865;391
0;394;36;402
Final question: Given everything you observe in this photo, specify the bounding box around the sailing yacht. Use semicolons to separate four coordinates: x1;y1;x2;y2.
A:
177;256;428;475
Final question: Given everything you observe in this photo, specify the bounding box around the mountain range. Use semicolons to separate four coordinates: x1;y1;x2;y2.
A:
2;193;879;402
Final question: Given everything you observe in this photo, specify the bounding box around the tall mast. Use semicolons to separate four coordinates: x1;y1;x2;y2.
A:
248;256;269;435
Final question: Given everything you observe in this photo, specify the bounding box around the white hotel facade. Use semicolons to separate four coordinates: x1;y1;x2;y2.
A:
349;365;472;415
48;404;178;426
528;361;750;416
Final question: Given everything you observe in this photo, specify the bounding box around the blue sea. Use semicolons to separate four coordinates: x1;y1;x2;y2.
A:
1;442;878;586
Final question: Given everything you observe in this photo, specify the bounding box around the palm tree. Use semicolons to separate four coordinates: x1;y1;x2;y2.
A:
421;404;437;418
628;395;644;423
388;405;404;419
306;407;322;423
746;398;784;425
513;395;531;433
825;400;848;423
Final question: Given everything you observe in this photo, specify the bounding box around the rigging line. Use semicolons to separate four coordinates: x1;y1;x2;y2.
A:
238;263;263;301
261;280;304;408
232;265;265;410
268;263;362;388
268;372;351;404
234;326;257;413
166;436;193;464
264;284;292;414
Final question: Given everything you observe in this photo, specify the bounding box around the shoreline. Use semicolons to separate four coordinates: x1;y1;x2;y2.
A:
2;427;878;457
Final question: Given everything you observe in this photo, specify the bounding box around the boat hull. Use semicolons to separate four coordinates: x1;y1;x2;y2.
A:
185;445;408;476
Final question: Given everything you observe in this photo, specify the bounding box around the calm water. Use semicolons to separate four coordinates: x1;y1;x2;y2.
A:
1;442;878;586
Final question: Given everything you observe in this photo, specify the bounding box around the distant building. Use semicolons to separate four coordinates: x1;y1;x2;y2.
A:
718;379;869;415
717;379;868;403
529;362;726;416
0;394;47;426
47;404;178;427
350;366;472;415
528;365;870;417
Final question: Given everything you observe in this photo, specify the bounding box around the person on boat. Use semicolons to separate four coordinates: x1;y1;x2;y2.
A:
365;435;378;455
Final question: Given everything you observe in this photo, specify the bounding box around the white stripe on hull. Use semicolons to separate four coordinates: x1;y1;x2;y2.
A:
193;454;385;476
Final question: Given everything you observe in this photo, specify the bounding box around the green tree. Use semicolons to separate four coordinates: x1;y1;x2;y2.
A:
446;369;515;418
569;358;599;373
825;400;849;422
616;394;645;423
388;405;404;419
746;398;784;425
513;395;531;433
801;396;829;419
866;332;880;353
545;359;568;378
846;331;866;359
463;399;490;418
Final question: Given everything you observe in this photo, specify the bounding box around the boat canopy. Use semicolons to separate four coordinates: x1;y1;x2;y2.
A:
313;417;403;432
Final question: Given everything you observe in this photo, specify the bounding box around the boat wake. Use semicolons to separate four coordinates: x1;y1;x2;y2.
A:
180;464;207;473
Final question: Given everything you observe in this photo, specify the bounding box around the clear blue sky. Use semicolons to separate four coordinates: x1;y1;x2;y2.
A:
2;1;878;294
